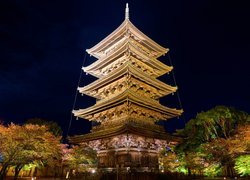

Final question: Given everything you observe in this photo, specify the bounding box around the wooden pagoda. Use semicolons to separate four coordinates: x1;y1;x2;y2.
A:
70;4;183;172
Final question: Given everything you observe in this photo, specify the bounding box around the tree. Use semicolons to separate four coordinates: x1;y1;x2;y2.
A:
63;144;97;175
234;155;250;176
0;123;62;179
203;163;222;177
175;106;249;177
200;123;250;177
201;139;235;176
176;106;248;150
160;146;183;173
25;118;63;137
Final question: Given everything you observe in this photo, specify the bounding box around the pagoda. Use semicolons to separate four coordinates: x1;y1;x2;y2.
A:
70;4;183;172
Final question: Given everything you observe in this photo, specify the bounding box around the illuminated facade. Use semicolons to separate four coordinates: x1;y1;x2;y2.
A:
70;4;183;172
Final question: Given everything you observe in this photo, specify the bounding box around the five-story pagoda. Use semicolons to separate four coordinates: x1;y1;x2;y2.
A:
70;4;183;172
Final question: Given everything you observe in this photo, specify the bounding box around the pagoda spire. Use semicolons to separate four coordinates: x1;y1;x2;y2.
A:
125;3;129;20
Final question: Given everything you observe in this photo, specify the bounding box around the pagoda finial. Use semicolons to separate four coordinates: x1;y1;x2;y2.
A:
125;3;129;20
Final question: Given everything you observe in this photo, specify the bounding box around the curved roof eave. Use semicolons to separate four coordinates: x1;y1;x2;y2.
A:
79;63;177;95
86;20;168;58
73;90;183;119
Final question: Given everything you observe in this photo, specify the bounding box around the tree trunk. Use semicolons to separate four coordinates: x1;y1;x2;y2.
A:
228;164;235;177
14;164;24;180
33;167;38;177
0;164;9;180
188;167;191;176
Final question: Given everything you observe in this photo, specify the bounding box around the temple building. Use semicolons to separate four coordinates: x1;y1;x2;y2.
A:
69;4;183;172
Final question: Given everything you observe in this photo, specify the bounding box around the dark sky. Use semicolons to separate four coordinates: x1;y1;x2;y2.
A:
1;0;249;137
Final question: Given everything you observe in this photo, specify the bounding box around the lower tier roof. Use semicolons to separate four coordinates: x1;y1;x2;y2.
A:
68;123;182;144
73;90;183;120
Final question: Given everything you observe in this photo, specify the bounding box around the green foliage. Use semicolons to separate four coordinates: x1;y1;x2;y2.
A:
234;155;250;176
176;166;188;175
22;163;36;171
174;106;249;177
176;106;248;150
203;163;222;177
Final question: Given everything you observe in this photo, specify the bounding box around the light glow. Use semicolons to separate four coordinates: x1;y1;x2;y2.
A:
91;169;96;174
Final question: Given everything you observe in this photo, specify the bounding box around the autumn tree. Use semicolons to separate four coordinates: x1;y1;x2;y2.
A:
175;106;249;177
199;121;250;177
25;118;62;137
0;123;62;179
160;147;186;174
63;144;97;175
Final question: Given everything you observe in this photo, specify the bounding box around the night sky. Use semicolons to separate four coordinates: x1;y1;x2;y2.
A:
1;0;249;137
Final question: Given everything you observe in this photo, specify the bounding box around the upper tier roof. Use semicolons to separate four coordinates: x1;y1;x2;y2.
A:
78;62;177;99
83;39;172;78
86;19;168;59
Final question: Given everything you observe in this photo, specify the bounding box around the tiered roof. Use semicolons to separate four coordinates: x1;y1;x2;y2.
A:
73;3;183;127
83;39;173;78
79;62;177;99
69;123;182;143
86;17;167;59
